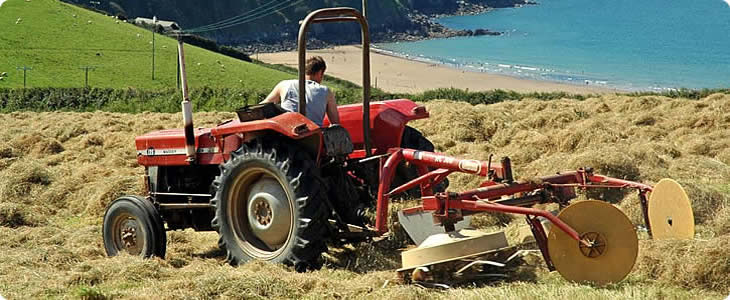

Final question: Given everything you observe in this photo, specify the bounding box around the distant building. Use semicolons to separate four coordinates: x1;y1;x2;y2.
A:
134;17;179;31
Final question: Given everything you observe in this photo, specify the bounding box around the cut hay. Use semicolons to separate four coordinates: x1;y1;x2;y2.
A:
636;237;730;293
0;93;729;298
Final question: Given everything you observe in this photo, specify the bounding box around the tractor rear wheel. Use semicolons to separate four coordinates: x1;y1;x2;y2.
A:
394;126;449;198
102;195;167;258
210;140;329;271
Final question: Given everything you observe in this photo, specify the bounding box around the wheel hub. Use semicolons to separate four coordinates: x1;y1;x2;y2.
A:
246;177;292;248
117;218;143;255
578;232;606;258
122;226;137;247
253;200;273;226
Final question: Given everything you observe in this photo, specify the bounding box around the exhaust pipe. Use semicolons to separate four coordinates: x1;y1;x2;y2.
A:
177;36;196;163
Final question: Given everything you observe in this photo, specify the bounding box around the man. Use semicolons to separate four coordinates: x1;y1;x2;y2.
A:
261;56;340;126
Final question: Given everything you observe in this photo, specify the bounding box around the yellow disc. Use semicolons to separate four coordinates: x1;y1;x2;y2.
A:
547;200;638;285
648;178;695;239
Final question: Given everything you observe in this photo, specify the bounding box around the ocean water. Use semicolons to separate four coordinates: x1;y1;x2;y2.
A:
377;0;730;91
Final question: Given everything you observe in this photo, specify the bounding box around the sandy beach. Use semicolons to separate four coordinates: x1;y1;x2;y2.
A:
257;46;619;94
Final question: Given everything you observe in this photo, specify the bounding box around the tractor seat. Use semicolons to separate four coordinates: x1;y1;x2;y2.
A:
322;124;354;157
236;103;287;122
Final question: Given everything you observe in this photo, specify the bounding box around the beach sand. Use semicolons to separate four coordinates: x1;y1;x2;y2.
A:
257;46;619;94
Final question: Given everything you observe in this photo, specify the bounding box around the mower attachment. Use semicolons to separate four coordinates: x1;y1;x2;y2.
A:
375;148;695;285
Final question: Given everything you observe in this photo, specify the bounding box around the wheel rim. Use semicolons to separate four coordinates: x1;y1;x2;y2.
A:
111;212;147;255
228;167;294;260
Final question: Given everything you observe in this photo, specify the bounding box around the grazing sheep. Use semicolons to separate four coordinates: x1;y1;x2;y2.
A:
1;72;7;76
0;77;4;81
15;18;22;24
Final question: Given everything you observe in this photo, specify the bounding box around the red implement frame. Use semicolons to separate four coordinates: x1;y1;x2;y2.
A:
375;148;654;251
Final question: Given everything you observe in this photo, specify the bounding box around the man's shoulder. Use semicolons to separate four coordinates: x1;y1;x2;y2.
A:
310;81;330;92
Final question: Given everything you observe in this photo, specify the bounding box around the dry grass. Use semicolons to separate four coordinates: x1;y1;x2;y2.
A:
1;94;730;298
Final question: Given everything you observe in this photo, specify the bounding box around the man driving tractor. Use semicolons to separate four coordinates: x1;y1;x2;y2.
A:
261;56;340;126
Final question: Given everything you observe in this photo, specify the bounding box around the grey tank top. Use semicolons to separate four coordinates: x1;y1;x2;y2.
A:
280;79;329;126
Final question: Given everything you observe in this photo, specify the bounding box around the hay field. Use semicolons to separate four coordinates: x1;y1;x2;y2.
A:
0;94;729;299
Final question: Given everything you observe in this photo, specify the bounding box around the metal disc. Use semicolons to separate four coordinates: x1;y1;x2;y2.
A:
547;200;638;285
648;178;695;239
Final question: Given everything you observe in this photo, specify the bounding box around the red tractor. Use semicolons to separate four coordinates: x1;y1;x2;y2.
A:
103;8;439;270
104;8;695;284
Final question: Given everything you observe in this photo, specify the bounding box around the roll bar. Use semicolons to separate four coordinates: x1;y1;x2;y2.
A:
297;7;372;156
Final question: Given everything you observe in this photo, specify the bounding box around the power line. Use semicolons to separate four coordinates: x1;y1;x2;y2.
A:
0;48;146;53
184;0;305;33
185;0;295;32
186;0;282;32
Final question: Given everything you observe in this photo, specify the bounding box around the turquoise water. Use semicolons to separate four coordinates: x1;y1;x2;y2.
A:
378;0;730;91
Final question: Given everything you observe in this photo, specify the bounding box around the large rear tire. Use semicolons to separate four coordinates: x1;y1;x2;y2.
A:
393;126;449;198
102;195;167;258
210;140;329;271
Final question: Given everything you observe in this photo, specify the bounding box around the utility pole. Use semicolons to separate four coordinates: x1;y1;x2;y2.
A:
176;45;181;89
362;0;367;19
79;66;96;88
152;15;157;80
16;66;32;88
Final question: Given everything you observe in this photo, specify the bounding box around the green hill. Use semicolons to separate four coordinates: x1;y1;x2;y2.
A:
0;0;316;90
59;1;525;46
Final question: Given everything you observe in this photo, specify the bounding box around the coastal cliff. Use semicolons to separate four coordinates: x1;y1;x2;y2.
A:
61;0;531;51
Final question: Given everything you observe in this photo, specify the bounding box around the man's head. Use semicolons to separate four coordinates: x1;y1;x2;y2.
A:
305;56;327;83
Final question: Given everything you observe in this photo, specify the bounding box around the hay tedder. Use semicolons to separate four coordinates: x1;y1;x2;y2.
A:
103;8;695;285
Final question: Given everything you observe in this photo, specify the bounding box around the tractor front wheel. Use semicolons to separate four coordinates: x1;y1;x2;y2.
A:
210;140;329;271
102;195;167;258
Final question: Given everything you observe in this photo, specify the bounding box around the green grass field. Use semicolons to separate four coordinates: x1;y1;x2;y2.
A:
0;0;350;91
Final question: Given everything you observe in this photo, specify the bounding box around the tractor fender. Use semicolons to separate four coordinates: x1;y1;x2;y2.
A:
211;112;321;139
324;99;429;157
211;112;323;160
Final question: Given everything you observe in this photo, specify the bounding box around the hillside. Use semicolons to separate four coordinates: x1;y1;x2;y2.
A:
0;94;728;298
60;0;526;46
0;0;335;90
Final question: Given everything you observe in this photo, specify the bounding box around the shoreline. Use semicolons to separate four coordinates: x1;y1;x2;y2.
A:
257;45;620;94
242;1;526;54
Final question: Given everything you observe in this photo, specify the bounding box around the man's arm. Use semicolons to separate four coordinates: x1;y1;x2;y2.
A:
325;89;340;125
261;82;284;104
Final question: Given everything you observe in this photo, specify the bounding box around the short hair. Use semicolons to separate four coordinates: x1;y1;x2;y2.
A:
305;56;327;75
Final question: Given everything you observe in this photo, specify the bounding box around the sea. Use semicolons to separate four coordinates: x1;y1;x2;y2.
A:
377;0;730;91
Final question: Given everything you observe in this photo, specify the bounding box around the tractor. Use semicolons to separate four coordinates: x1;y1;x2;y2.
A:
103;7;439;271
103;7;695;285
